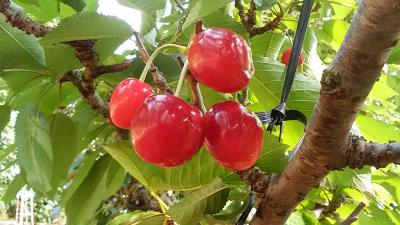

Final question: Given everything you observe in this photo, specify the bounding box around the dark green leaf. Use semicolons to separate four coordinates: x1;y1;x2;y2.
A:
0;70;48;92
107;211;166;225
256;133;289;173
168;178;232;225
0;21;46;71
14;0;59;22
66;154;126;225
50;113;78;188
16;105;53;192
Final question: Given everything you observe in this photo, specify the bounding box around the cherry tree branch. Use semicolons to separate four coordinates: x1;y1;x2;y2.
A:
340;202;366;225
132;31;173;94
0;0;50;37
342;135;400;169
234;0;281;37
237;167;277;195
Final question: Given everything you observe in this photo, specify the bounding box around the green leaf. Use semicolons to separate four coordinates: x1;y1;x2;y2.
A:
183;0;231;30
40;13;133;76
168;178;232;225
388;43;400;65
256;133;289;173
327;167;372;193
355;115;400;142
213;187;249;220
0;21;46;71
201;9;248;38
59;151;98;206
103;142;234;191
251;32;286;58
16;105;53;193
302;29;324;80
249;56;320;118
315;20;350;51
15;0;59;22
330;0;356;19
0;104;11;134
2;173;26;203
253;0;277;10
0;70;48;92
117;0;166;13
66;154;126;225
50;113;78;188
0;144;15;161
141;12;157;35
107;211;166;225
61;0;86;12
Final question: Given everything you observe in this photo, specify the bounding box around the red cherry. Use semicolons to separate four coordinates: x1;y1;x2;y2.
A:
204;101;263;171
188;28;254;93
109;78;154;129
281;48;305;66
130;94;205;167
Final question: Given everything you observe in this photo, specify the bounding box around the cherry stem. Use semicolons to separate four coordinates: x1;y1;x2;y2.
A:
150;191;169;215
174;60;189;97
139;44;187;82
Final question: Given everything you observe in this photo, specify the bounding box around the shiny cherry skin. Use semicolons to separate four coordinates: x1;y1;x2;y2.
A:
130;94;205;167
109;78;154;129
281;48;305;66
188;28;254;93
204;101;263;171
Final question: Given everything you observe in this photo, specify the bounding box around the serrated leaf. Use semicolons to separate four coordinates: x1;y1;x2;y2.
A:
0;104;11;134
50;113;78;188
0;21;46;71
168;178;232;225
327;167;373;193
40;13;133;76
117;0;166;13
103;142;234;192
0;144;15;161
2;173;26;203
107;211;166;225
66;154;126;225
14;0;59;22
16;105;53;193
183;0;231;30
249;56;320;118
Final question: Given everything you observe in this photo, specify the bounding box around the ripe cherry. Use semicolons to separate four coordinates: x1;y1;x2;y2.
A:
281;48;305;66
130;94;205;167
188;28;254;93
109;78;154;129
204;101;263;171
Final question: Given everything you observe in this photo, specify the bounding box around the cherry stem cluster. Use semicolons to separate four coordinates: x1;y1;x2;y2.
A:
139;44;187;82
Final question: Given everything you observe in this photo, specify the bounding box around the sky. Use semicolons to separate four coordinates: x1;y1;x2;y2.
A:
97;0;142;54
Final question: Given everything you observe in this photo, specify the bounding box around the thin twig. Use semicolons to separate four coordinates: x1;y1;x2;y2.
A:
176;56;206;113
234;0;282;37
96;59;133;78
0;0;50;37
133;31;174;94
173;0;184;11
341;202;366;225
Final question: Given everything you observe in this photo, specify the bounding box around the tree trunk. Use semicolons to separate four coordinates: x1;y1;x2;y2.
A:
252;0;400;224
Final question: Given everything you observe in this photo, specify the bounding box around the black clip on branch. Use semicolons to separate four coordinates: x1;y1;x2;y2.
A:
255;0;313;141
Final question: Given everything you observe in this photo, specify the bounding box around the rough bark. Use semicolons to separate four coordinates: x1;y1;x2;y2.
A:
252;1;400;224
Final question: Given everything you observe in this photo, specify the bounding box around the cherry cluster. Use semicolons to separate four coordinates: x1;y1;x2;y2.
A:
109;28;264;171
